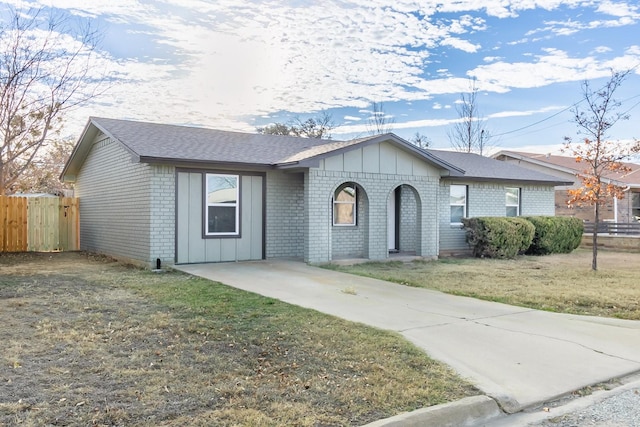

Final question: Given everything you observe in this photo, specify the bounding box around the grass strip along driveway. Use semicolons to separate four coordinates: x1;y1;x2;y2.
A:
328;249;640;321
0;253;476;427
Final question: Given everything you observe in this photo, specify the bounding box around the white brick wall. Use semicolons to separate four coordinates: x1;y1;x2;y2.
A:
265;170;305;258
149;164;176;265
75;135;152;264
399;185;418;252
331;186;369;258
304;169;439;264
439;181;558;252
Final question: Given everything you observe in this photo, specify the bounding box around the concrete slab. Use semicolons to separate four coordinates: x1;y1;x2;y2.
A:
174;260;640;413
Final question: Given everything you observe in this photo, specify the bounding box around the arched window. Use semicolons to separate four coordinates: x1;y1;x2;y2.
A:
333;183;357;226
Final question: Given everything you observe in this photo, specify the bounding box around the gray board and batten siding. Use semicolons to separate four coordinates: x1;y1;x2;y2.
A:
176;170;264;264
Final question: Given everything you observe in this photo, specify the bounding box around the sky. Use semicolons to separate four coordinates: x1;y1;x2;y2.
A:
2;0;640;154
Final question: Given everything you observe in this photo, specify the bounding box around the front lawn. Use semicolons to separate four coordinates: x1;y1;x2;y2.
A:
0;252;476;426
327;249;640;320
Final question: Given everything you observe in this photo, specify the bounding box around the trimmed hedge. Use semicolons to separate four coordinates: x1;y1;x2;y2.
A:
462;217;535;259
524;216;583;255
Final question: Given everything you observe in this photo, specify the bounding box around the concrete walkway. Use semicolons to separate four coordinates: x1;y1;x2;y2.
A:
174;260;640;414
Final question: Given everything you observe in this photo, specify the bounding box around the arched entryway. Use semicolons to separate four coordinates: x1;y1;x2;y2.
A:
387;184;421;255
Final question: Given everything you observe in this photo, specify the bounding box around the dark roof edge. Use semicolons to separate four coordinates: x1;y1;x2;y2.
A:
140;156;276;171
294;133;466;175
90;117;141;159
61;117;143;182
492;150;580;175
444;175;574;186
60;118;97;182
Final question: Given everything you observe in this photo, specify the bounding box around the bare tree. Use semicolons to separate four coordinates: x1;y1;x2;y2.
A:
448;78;490;155
366;101;395;135
0;7;106;195
290;112;335;139
257;112;336;139
12;137;74;195
563;69;640;271
409;131;431;149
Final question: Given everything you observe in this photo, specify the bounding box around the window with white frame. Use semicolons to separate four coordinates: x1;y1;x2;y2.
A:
506;187;520;217
632;192;640;221
450;184;467;224
206;173;239;235
333;184;357;226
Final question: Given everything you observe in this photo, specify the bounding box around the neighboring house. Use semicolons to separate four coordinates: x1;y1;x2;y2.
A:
493;151;640;223
61;117;569;267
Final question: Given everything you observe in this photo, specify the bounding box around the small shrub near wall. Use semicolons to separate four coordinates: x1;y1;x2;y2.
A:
524;216;583;255
462;217;535;259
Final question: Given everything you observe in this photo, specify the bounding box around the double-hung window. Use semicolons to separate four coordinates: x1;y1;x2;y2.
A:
450;185;467;224
632;192;640;221
333;184;357;226
506;187;520;217
206;173;239;236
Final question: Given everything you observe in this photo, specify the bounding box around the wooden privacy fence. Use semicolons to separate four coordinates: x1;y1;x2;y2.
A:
0;196;79;253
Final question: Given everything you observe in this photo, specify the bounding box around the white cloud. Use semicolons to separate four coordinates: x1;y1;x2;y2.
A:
489;106;566;119
469;49;640;91
334;116;455;136
593;46;613;54
596;1;640;18
343;115;362;121
2;0;638;142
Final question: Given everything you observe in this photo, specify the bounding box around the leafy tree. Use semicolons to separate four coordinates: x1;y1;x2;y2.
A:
258;112;335;139
366;101;395;135
448;78;490;155
563;69;640;271
0;7;106;195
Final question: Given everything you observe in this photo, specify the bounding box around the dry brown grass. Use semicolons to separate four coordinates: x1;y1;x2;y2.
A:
329;249;640;320
0;252;476;426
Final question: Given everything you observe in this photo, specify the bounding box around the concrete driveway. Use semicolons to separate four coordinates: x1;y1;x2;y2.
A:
174;260;640;414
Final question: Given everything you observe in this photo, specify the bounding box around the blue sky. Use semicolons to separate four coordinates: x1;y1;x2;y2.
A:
3;0;640;153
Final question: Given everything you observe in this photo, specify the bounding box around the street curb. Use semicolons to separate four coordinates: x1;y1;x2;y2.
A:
362;395;503;427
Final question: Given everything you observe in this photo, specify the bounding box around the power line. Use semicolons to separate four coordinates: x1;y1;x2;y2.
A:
490;66;640;138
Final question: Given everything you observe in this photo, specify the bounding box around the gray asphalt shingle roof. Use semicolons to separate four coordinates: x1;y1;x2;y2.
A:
427;149;572;184
90;117;370;166
62;117;570;185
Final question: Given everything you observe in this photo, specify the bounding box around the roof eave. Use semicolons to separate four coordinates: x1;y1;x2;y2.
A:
60;118;99;183
289;133;466;174
446;176;573;186
140;156;276;171
493;151;581;176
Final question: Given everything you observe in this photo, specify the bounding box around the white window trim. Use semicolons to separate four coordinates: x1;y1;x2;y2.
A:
506;187;520;217
205;173;240;236
450;184;468;225
333;184;357;226
631;192;640;221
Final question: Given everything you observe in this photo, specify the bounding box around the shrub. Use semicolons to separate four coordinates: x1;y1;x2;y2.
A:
524;216;584;255
462;217;535;259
